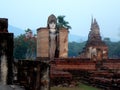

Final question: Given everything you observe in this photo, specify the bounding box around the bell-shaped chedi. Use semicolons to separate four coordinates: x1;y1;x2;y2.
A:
79;18;108;61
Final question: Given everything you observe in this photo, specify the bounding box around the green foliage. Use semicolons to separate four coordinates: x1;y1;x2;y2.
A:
25;28;32;33
68;41;86;57
69;40;120;58
104;40;120;58
14;30;36;59
78;83;101;90
57;15;71;30
14;34;28;59
51;83;100;90
103;37;111;42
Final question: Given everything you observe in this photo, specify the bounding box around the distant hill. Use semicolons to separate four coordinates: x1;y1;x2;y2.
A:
68;34;87;42
9;25;119;42
8;25;87;42
8;25;25;36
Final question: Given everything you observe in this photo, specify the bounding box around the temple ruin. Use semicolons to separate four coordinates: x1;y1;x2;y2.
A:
17;15;120;90
0;18;13;85
37;14;68;60
0;15;120;90
79;18;108;61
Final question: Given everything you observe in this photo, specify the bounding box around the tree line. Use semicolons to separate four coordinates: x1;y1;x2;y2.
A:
69;39;120;58
14;32;120;59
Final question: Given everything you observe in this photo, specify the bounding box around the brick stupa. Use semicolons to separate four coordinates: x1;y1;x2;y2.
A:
79;18;108;61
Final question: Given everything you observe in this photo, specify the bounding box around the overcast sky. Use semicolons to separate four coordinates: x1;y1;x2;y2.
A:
0;0;120;41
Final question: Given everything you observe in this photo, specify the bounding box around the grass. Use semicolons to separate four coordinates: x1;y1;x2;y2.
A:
51;87;81;90
51;83;101;90
78;83;101;90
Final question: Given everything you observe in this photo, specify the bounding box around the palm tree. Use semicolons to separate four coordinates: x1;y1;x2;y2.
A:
57;15;71;30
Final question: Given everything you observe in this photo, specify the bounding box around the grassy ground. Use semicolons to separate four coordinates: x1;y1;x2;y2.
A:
51;83;101;90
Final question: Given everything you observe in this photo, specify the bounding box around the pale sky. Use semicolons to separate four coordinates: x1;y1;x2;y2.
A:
0;0;120;41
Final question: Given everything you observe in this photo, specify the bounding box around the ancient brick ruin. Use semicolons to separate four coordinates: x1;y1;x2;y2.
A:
17;15;120;90
0;18;13;84
0;15;120;90
79;18;108;61
37;16;68;60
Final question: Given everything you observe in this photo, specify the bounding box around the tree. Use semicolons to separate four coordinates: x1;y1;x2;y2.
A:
68;41;86;57
57;15;71;30
104;40;120;58
14;34;28;59
14;29;36;59
103;37;111;42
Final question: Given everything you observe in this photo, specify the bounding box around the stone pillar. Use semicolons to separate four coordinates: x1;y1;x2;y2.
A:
37;27;69;59
59;28;68;58
0;18;13;84
36;28;50;90
0;33;13;84
37;28;49;60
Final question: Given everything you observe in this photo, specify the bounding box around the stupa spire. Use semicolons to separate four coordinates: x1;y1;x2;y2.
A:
92;18;99;30
91;15;93;29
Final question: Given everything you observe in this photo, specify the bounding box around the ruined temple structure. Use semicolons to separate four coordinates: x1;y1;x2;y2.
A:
37;14;68;61
12;15;120;90
17;14;69;90
35;14;69;90
79;18;108;61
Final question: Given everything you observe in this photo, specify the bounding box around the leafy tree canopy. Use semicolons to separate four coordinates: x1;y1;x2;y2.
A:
57;15;71;30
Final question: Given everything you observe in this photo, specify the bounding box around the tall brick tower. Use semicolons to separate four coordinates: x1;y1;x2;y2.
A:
80;18;108;61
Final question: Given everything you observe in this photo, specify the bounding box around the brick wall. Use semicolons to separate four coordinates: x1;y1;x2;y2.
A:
37;28;49;58
59;28;68;58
